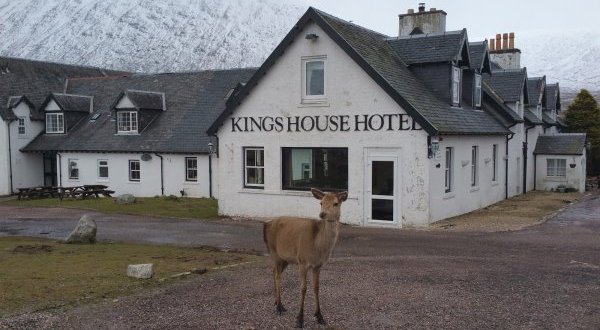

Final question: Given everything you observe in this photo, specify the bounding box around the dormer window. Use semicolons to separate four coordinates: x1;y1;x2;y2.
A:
452;66;461;106
473;74;482;108
117;111;138;134
46;113;64;133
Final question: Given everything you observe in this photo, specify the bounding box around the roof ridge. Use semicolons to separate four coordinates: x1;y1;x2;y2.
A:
52;92;93;99
388;29;464;40
310;7;389;38
126;89;164;95
0;56;119;73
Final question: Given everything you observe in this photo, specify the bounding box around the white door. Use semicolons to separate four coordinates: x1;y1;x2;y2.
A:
365;149;399;226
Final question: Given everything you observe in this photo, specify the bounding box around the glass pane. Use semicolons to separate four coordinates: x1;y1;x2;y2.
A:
372;161;394;196
372;199;394;221
306;61;324;95
99;166;108;178
282;148;347;190
246;168;264;185
256;150;264;166
246;149;256;166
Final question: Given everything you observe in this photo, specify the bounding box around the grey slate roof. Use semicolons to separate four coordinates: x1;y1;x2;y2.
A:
468;41;491;73
23;69;255;154
533;134;586;155
0;57;126;121
483;68;528;103
387;29;469;65
48;93;93;113
524;109;543;125
527;76;545;106
542;112;556;125
209;8;510;136
482;80;522;124
545;83;560;111
116;90;165;111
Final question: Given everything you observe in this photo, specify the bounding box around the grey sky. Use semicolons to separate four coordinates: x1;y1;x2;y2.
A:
302;0;600;40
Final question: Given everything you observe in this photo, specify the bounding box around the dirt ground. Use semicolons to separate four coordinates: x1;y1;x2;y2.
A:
430;191;581;232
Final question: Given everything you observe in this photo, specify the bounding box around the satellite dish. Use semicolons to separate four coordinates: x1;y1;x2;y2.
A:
141;153;152;161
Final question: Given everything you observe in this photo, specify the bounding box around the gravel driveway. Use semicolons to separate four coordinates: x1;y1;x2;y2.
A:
1;194;599;329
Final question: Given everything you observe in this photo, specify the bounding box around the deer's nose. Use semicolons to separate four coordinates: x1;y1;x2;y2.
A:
319;212;326;219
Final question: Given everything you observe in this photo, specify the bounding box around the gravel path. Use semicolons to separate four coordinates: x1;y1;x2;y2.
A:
1;194;599;329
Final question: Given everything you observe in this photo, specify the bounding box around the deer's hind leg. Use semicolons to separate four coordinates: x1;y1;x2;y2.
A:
273;259;288;315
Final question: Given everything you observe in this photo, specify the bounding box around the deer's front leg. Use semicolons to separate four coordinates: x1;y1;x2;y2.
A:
296;265;309;328
312;267;326;324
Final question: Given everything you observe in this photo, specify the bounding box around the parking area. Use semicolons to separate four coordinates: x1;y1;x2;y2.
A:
0;194;599;329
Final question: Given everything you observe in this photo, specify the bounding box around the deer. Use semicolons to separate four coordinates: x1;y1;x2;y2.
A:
263;188;348;328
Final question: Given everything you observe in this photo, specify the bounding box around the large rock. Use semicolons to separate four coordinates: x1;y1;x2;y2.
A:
65;214;97;244
115;194;136;205
127;264;154;279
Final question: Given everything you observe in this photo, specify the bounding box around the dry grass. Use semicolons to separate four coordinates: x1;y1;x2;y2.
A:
0;237;260;317
431;191;582;232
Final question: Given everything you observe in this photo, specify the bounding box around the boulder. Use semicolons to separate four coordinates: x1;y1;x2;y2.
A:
127;263;154;279
65;214;97;244
115;194;136;205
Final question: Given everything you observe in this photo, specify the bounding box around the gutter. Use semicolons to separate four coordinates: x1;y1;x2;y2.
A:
154;153;165;196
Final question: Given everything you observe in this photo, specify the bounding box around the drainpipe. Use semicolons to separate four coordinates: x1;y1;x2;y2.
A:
154;153;164;196
505;123;517;200
523;125;535;195
57;153;62;187
7;120;14;194
208;152;213;198
533;154;537;190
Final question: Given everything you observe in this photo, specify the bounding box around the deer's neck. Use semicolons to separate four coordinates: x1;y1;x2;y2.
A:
315;219;339;255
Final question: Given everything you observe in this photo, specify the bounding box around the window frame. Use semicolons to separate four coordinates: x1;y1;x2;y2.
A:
97;159;109;180
281;147;348;192
471;146;479;187
68;159;79;180
473;73;482;108
117;111;139;134
301;56;327;103
492;144;498;182
17;117;26;135
45;112;65;134
129;160;141;182
185;157;198;182
452;66;462;106
445;147;453;193
546;158;566;177
243;147;265;189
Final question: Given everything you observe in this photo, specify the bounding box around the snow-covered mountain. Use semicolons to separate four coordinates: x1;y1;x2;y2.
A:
0;0;597;105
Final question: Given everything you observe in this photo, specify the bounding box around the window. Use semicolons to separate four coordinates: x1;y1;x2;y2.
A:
17;117;26;135
282;148;348;191
68;159;79;180
471;146;478;187
547;159;566;177
452;66;461;106
117;111;138;133
492;144;498;182
46;113;64;133
129;160;141;181
474;74;482;108
445;147;453;193
302;57;326;102
244;148;264;188
98;160;109;179
186;157;198;182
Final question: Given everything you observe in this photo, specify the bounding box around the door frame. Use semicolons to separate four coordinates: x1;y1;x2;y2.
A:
363;148;401;227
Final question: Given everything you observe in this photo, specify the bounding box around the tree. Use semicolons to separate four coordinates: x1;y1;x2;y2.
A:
564;89;600;175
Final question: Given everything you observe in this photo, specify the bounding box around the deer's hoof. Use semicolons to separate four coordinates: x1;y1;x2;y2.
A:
296;315;304;328
315;311;326;325
276;303;286;315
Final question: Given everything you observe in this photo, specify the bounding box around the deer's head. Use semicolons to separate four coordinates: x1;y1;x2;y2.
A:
311;188;348;222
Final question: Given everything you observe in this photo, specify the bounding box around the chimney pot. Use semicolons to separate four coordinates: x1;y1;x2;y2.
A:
508;32;515;49
407;8;414;14
495;34;502;50
430;7;436;11
490;39;496;51
418;3;425;12
502;33;509;49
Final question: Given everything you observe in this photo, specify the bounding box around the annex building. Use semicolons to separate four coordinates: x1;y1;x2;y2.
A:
0;5;587;227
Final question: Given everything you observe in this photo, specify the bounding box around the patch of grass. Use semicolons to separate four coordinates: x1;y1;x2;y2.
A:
0;237;260;317
2;196;218;219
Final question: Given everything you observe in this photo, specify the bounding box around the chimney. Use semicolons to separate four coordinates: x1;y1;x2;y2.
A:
398;4;447;36
490;32;521;69
489;38;496;51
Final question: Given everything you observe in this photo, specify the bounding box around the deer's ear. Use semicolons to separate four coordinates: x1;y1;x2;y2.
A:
311;188;325;200
337;191;348;202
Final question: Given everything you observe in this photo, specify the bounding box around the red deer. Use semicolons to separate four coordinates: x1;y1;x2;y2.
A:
263;188;348;328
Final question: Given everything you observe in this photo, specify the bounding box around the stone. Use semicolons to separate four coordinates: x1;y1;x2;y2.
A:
127;263;154;279
65;214;97;244
115;194;136;205
191;267;207;275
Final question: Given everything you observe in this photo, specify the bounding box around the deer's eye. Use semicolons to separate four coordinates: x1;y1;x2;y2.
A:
320;202;322;205
334;203;339;206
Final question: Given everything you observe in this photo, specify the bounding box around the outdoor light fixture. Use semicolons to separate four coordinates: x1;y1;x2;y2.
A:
305;33;319;40
207;142;215;155
428;136;440;159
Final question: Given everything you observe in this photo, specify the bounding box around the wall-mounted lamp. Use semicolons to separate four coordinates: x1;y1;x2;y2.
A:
207;142;216;155
428;136;440;159
305;33;319;40
484;157;491;164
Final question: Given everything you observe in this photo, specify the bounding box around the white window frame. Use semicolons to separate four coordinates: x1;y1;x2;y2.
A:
244;147;264;188
98;159;109;180
471;146;479;187
452;66;461;106
492;144;498;182
185;157;198;182
129;160;141;182
117;111;138;134
46;112;64;133
474;74;482;108
17;117;26;135
68;159;79;180
301;56;326;103
445;147;453;193
546;159;566;177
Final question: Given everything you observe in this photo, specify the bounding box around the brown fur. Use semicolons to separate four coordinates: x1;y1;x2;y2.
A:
263;188;348;328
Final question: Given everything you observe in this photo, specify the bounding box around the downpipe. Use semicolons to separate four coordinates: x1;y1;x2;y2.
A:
7;120;14;194
154;153;164;196
523;125;535;195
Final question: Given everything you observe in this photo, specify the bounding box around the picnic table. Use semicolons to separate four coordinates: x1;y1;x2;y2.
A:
17;186;61;200
17;185;115;200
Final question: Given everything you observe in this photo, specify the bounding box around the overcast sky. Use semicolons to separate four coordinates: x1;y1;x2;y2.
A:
302;0;600;40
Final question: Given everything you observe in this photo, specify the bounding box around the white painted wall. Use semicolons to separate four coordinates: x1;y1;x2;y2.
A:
535;152;586;192
9;102;45;192
0;120;9;195
429;135;506;222
57;152;211;197
215;21;431;227
507;99;526;197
